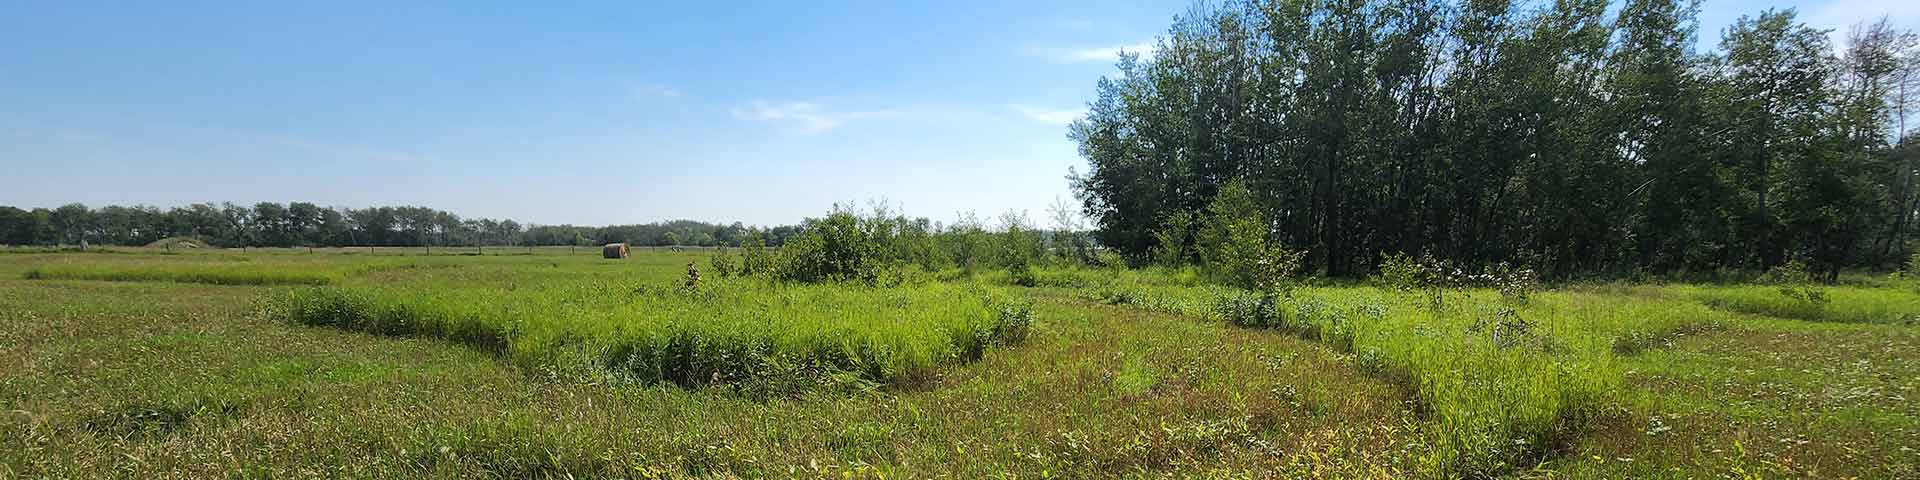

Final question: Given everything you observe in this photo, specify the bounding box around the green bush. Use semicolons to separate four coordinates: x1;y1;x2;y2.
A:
1376;252;1422;293
775;209;885;283
1761;260;1829;306
1213;290;1282;328
739;229;774;276
1149;211;1194;268
709;247;738;277
1195;180;1302;291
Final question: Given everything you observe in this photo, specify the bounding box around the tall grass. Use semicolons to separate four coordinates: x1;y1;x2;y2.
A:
1053;267;1733;476
1675;284;1920;325
278;276;1032;391
23;262;340;285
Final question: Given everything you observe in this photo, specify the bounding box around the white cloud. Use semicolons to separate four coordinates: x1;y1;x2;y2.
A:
1009;104;1083;125
1808;0;1920;29
1059;42;1156;63
730;101;897;134
1801;0;1920;47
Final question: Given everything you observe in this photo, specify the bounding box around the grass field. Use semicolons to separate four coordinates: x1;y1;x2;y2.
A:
2;251;1916;478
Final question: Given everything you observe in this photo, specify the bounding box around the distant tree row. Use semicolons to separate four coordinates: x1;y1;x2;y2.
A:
1071;0;1920;280
0;202;798;249
713;202;1106;285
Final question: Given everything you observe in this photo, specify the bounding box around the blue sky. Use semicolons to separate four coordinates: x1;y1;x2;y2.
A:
1;0;1913;226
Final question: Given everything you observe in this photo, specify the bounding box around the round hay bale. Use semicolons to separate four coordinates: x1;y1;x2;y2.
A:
603;243;629;259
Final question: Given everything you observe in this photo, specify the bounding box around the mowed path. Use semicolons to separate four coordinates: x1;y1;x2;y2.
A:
0;280;1420;478
1562;315;1920;478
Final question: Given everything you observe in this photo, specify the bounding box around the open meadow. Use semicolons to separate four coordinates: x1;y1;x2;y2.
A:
10;0;1920;477
1;248;1915;478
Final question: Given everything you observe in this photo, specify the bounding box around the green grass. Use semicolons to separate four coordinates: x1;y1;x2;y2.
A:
1673;284;1920;325
1045;266;1917;476
1;252;1915;478
278;277;1032;389
23;261;342;285
0;252;1423;478
16;254;498;286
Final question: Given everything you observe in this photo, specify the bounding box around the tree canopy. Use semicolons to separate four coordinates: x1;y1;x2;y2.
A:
1071;0;1920;280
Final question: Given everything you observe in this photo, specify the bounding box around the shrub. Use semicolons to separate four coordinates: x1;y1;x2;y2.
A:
710;247;738;277
1196;180;1302;292
1469;304;1551;352
1149;211;1194;268
775;209;885;283
1001;211;1041;287
739;229;774;276
1487;262;1540;305
1008;260;1037;287
1386;253;1463;312
992;299;1034;345
1761;260;1829;306
1377;252;1422;293
1214;290;1282;328
947;212;993;275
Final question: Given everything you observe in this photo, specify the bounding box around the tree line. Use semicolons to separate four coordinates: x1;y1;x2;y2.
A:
0;202;803;249
713;203;1104;285
1070;0;1920;280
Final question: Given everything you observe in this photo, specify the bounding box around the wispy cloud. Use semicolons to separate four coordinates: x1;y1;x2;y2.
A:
730;101;897;134
1009;104;1083;125
1065;42;1155;62
1805;1;1920;46
1025;41;1156;63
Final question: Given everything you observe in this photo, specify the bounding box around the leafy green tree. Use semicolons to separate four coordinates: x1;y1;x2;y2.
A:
1066;0;1920;279
252;202;290;247
0;207;41;245
49;203;93;246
